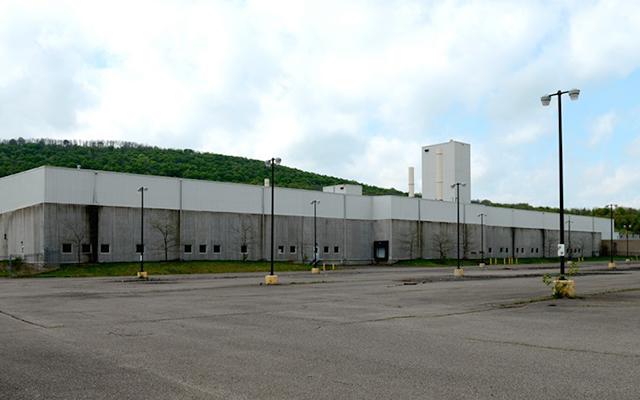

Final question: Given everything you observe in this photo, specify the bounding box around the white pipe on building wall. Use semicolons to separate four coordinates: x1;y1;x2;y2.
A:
436;149;443;200
408;167;415;198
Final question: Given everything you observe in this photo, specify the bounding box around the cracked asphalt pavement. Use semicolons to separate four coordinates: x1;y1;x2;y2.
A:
1;262;639;399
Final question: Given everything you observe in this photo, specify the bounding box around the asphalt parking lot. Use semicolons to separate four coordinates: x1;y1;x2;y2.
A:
1;262;639;399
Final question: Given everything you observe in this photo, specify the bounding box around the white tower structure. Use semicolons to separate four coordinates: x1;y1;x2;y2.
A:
408;167;415;198
421;140;471;203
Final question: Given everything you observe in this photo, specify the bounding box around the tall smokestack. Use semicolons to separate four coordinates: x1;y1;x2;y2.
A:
408;167;415;198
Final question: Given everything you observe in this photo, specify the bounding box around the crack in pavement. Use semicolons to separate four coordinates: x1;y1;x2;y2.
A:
0;309;63;329
463;336;640;359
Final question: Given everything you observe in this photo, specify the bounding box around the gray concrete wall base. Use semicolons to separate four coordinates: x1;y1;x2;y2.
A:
0;203;602;266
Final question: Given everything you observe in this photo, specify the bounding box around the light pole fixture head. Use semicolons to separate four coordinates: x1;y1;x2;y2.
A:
137;186;148;192
541;95;551;106
568;89;580;101
265;157;282;167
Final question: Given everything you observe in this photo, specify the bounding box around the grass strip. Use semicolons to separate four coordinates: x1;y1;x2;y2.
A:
27;260;313;278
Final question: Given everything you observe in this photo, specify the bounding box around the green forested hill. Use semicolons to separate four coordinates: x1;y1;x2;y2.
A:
0;138;403;196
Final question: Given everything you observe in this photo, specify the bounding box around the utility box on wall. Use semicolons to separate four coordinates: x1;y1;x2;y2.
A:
373;240;389;262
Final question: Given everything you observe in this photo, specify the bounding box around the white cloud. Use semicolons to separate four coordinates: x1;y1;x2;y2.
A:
1;0;640;207
503;123;546;145
627;136;640;157
588;112;617;146
576;161;640;208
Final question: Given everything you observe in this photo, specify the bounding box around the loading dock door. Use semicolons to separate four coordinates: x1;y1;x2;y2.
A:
374;241;389;262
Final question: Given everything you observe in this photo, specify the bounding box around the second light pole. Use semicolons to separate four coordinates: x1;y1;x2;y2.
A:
265;157;281;284
451;182;466;276
623;224;631;261
606;203;617;269
478;213;486;267
310;200;320;273
137;186;148;279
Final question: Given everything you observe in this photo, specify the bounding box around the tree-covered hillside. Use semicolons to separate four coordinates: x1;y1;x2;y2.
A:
0;138;404;196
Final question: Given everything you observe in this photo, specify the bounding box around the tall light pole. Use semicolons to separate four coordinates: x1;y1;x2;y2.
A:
137;186;148;278
606;203;616;268
478;213;486;266
265;157;281;284
451;182;466;276
310;200;320;266
541;88;580;278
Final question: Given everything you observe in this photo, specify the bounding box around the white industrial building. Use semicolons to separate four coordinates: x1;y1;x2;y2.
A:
0;141;610;266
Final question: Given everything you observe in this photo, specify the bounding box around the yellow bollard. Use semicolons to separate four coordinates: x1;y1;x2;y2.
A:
503;258;506;265
322;263;326;271
332;263;336;270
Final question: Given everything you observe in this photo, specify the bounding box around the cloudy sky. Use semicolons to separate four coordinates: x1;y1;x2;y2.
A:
1;0;639;208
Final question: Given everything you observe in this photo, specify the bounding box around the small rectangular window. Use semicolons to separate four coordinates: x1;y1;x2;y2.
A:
213;244;221;253
62;243;72;254
323;246;329;253
81;244;91;254
240;244;248;254
515;248;519;253
536;248;539;253
100;244;110;254
488;247;492;253
521;248;525;253
184;244;192;253
136;244;144;253
499;247;503;252
531;248;534;253
199;244;207;253
506;248;509;253
334;246;339;253
289;245;296;254
278;245;284;254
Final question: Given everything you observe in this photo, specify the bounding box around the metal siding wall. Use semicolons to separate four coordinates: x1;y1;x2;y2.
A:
346;196;373;220
372;196;392;220
420;199;456;223
0;168;46;214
